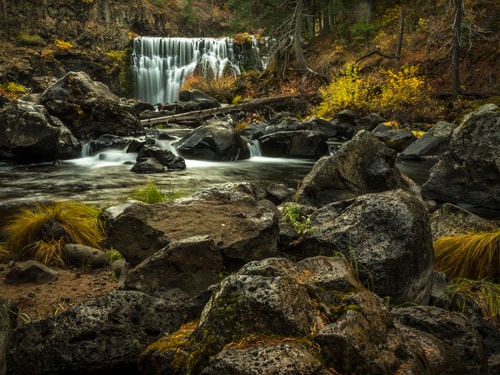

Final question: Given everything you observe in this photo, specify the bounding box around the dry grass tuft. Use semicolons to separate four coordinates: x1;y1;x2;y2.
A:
433;230;500;282
4;201;105;265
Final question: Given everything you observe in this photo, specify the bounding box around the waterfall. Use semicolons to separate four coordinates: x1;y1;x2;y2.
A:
132;36;268;105
247;140;262;157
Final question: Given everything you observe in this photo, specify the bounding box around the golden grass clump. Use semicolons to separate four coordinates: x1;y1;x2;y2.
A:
4;201;105;265
433;230;500;282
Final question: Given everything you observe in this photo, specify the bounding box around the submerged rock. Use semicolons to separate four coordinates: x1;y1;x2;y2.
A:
173;116;250;161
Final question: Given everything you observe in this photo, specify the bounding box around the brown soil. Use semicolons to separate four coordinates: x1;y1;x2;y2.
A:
0;263;118;325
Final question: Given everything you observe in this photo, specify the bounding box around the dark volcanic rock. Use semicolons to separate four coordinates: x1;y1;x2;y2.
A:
40;71;142;139
296;130;408;207
0;99;81;162
422;104;500;211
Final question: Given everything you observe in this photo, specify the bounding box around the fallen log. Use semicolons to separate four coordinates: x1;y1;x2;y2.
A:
139;95;306;126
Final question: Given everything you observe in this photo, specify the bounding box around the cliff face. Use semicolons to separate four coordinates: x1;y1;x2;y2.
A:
0;0;221;49
0;0;231;94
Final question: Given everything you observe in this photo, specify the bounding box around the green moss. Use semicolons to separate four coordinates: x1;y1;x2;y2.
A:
185;329;220;375
16;32;45;46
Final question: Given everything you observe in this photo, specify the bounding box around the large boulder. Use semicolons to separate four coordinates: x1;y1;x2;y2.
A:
0;100;81;162
257;115;330;158
106;183;279;270
422;104;500;211
173;117;250;161
6;290;202;375
139;256;481;374
123;236;224;298
288;189;434;305
296;130;408;207
393;305;488;374
314;290;419;374
135;143;186;171
40;71;142;139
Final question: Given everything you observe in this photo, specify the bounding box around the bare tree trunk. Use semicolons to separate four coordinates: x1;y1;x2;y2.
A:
294;0;307;71
396;8;404;60
452;0;463;99
364;0;373;52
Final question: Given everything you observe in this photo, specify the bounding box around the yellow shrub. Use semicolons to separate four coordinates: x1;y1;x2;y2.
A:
375;65;429;117
314;64;371;118
0;82;27;99
233;32;252;45
55;39;73;51
313;63;435;121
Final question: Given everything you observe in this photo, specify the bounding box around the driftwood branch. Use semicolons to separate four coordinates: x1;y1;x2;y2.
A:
355;50;397;64
139;95;305;126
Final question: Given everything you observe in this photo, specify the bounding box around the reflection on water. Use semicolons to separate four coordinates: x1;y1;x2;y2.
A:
0;150;315;214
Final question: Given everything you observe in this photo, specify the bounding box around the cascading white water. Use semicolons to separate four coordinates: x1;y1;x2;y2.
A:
132;37;242;105
131;36;269;106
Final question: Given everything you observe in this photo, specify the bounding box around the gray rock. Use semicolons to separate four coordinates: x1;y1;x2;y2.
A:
259;120;330;157
62;243;110;268
429;203;495;240
0;100;81;162
40;71;142;139
397;121;456;160
6;290;201;375
106;183;279;269
422;105;500;210
290;189;434;305
5;260;58;284
314;290;420;375
201;342;324;375
173;116;250;161
296;130;408;207
124;236;223;298
372;127;417;152
176;89;221;112
130;157;165;173
392;305;488;375
106;201;170;266
137;255;489;374
395;323;468;374
265;183;296;204
135;143;186;170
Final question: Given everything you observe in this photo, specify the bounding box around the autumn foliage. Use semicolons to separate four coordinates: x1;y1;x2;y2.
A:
313;63;436;122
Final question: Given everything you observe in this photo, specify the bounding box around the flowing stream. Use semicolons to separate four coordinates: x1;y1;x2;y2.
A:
0;140;315;222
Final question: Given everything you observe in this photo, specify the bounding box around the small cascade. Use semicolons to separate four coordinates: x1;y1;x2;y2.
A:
80;142;92;157
132;36;269;105
247;139;262;157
